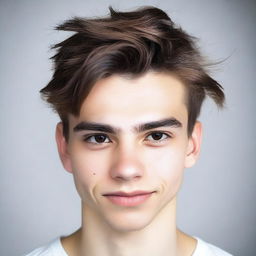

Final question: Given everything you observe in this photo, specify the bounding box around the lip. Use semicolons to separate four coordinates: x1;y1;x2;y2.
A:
103;190;155;207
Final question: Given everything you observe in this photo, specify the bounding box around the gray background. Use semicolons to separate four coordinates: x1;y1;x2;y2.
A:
0;0;255;255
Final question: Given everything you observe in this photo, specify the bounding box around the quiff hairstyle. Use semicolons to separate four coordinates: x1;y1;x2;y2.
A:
40;6;225;139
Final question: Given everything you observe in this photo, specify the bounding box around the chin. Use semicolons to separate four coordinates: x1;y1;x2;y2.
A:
103;210;156;233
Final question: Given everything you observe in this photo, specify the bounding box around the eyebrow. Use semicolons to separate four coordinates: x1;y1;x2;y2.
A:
73;122;117;133
73;118;182;134
135;118;182;133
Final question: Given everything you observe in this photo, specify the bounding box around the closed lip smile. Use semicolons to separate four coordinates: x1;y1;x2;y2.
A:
103;190;155;197
102;190;155;206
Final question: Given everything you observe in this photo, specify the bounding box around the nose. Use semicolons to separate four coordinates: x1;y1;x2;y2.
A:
109;145;144;182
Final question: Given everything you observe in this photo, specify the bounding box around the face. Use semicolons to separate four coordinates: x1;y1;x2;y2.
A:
56;71;202;233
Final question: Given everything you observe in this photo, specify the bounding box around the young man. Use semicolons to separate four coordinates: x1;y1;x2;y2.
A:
26;6;232;256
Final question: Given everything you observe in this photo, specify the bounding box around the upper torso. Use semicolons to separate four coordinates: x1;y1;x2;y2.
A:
24;236;233;256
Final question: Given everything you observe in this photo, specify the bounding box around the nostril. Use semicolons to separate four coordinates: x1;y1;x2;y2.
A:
109;153;145;181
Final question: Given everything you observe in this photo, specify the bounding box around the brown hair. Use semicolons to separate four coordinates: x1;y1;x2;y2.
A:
40;6;224;139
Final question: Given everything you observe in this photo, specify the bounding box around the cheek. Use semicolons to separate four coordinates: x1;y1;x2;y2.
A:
146;145;187;193
69;146;110;198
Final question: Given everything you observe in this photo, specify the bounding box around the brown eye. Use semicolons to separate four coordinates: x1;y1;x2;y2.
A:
85;134;111;144
95;135;107;143
151;132;164;140
146;132;170;142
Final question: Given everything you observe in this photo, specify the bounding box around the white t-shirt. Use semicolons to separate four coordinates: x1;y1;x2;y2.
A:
24;236;233;256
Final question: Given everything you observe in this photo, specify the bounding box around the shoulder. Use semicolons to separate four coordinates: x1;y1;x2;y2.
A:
193;237;233;256
23;237;68;256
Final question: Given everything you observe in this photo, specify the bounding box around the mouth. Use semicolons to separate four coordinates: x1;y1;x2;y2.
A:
103;190;155;207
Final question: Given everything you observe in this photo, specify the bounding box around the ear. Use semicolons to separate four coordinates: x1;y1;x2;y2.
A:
55;122;73;173
184;121;203;168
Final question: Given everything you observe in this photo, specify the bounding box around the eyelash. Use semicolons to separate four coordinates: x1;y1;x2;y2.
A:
83;133;112;144
83;131;172;145
145;132;171;143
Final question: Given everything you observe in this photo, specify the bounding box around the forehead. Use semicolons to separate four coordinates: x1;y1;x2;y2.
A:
76;71;188;128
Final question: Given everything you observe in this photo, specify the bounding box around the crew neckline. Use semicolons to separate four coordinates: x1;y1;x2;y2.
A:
57;236;205;256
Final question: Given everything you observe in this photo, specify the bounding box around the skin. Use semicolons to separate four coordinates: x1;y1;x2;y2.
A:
56;71;202;256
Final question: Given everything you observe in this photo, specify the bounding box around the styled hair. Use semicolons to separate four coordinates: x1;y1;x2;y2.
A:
40;6;225;139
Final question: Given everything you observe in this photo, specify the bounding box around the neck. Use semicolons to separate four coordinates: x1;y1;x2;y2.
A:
78;198;177;256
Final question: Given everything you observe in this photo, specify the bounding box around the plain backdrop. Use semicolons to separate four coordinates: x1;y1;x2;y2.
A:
0;0;255;255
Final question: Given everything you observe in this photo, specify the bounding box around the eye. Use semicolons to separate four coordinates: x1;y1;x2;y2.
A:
145;132;170;142
84;134;111;144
